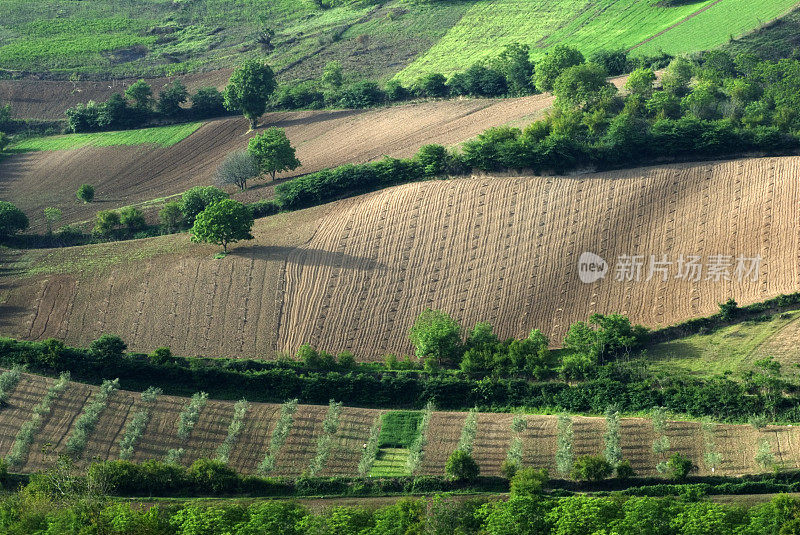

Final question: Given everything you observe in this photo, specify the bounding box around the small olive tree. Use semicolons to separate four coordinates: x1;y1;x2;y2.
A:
215;150;259;191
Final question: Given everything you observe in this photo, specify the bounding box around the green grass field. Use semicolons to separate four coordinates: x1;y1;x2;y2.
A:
397;0;800;81
9;122;202;152
378;411;423;448
369;448;410;477
642;310;800;378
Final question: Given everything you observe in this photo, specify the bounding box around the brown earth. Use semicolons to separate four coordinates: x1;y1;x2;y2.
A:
0;70;233;121
0;93;556;232
0;370;795;478
1;156;798;359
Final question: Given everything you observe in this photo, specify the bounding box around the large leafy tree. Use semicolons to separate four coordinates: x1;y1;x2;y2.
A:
224;60;277;129
247;127;301;180
191;199;254;253
409;309;462;367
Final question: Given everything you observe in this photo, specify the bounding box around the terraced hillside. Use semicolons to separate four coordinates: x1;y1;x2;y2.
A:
1;156;798;359
0;370;795;477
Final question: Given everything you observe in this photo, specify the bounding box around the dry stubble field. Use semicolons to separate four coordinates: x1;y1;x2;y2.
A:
1;156;798;359
0;371;795;478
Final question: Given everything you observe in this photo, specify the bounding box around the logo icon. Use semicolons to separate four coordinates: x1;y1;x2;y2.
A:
578;252;608;284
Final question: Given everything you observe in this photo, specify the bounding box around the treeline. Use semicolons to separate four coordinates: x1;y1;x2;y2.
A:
65;80;228;133
1;333;797;423
273;51;800;212
5;457;800;534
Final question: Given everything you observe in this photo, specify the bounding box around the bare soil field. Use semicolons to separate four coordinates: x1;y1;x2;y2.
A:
2;156;799;359
0;371;795;478
0;75;638;232
0;93;556;231
0;70;233;121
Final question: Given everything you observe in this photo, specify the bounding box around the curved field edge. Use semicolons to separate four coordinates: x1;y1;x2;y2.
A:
0;369;794;478
398;0;800;81
8;122;203;152
1;156;799;360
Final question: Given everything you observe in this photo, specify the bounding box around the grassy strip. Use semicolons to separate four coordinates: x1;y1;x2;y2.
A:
307;400;343;477
556;413;574;477
378;411;424;448
405;401;433;475
118;387;161;461
358;414;382;477
215;399;249;464
9;122;202;152
0;366;23;406
258;398;298;475
6;372;70;468
65;378;120;458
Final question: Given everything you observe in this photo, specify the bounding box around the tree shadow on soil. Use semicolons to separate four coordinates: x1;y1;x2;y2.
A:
230;244;386;271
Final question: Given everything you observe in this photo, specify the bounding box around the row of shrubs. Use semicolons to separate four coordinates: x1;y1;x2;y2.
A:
0;332;797;422
15;456;800;499
65;81;228;133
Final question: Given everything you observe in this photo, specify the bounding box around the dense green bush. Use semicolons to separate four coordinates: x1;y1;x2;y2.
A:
445;450;480;482
0;201;28;238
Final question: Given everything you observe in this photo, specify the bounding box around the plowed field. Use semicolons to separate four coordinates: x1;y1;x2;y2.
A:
0;371;796;478
0;92;558;231
2;156;799;359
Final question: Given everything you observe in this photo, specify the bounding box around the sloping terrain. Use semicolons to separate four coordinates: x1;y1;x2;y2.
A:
0;371;795;477
0;91;558;231
398;0;800;81
2;0;796;83
1;156;798;360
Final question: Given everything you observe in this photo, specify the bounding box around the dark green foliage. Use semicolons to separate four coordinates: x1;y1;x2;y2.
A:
272;81;325;110
191;86;227;118
415;144;448;177
0;201;28;238
157;80;188;117
718;298;739;321
180;185;229;224
90;334;127;365
510;467;548;496
571;455;613;482
409;309;463;367
563;313;648;366
378;411;423;448
224;60;277;129
448;62;508;97
534;44;585;92
445;450;479;481
667;453;697;481
337;80;386;108
616;460;636;480
119;206;146;232
92;210;120;237
125;80;153;110
247;127;301;180
158;201;184;233
76;183;95;203
414;73;448;98
190;199;254;253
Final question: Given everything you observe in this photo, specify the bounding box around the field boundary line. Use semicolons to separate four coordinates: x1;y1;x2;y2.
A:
628;0;726;51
